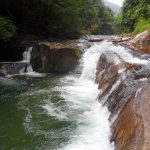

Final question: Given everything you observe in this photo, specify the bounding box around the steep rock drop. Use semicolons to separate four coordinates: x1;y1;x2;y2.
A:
95;40;150;150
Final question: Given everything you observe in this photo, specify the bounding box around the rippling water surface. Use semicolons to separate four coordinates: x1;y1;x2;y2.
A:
3;41;147;150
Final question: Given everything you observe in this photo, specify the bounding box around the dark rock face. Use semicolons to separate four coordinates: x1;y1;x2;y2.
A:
0;44;25;62
0;39;82;76
31;41;81;73
96;50;150;150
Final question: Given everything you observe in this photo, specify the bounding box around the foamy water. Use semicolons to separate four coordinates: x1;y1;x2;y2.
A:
42;41;118;150
42;41;150;150
1;40;150;150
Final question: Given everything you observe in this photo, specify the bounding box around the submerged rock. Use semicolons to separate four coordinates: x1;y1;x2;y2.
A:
31;40;82;73
130;29;150;53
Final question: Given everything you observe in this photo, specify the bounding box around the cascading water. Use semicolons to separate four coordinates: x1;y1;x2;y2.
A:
19;47;33;73
19;47;45;77
22;47;33;63
42;42;115;150
1;40;150;150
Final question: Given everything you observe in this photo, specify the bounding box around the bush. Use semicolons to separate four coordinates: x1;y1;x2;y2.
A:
0;17;16;41
134;18;150;34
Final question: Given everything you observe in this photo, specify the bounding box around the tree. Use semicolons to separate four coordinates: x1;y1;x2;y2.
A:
0;17;16;41
121;0;150;32
0;0;115;37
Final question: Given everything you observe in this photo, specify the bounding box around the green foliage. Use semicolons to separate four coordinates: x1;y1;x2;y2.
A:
0;0;115;37
134;18;150;34
0;17;16;41
121;0;150;32
74;49;81;58
114;14;122;34
100;7;115;34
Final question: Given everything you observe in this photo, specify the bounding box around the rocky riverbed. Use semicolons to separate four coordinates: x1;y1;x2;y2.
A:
0;29;150;150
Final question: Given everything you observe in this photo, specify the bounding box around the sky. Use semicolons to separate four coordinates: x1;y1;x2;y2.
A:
107;0;124;6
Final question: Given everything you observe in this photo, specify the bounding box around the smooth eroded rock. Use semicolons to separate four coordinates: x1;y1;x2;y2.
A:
111;80;150;150
31;40;82;73
130;30;150;53
96;50;150;150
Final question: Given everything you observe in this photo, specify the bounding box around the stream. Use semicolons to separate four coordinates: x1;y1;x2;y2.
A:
0;40;150;150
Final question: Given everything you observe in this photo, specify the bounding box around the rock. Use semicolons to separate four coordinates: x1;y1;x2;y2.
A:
111;80;150;150
31;40;82;73
96;52;141;100
130;29;150;53
88;35;131;43
95;44;150;150
0;63;28;76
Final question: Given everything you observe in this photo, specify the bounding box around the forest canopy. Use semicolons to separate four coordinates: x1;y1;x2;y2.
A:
0;0;115;40
117;0;150;33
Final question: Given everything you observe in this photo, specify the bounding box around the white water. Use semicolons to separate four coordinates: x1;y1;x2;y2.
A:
20;47;45;77
42;41;150;150
42;41;120;150
19;40;150;150
58;78;114;150
22;47;33;63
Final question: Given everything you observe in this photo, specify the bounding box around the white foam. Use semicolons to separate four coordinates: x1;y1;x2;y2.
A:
23;71;46;77
96;42;148;64
41;41;114;149
22;47;33;63
42;40;150;150
58;78;114;150
42;103;68;121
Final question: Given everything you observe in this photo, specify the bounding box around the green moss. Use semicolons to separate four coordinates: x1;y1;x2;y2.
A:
134;18;150;34
74;49;81;59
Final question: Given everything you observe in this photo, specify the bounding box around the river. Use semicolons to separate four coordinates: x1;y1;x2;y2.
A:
0;41;114;150
1;39;149;150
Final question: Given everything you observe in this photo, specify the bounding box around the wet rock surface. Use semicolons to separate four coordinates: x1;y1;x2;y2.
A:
96;43;150;150
111;80;150;150
87;35;131;43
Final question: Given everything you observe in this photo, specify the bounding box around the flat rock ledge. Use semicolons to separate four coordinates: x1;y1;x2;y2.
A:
31;40;82;73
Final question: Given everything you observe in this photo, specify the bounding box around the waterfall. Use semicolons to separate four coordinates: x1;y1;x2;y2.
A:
42;41;150;150
22;47;33;63
1;39;150;150
20;47;45;77
42;41;115;150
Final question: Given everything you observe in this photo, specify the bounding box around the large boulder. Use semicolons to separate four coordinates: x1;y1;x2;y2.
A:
130;29;150;53
31;40;82;73
96;50;150;150
96;53;141;100
111;80;150;150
